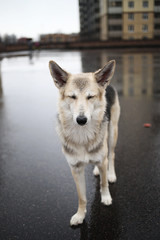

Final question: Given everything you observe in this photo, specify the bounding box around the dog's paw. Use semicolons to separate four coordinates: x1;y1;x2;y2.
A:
101;194;112;206
93;166;100;176
70;213;85;226
108;173;117;183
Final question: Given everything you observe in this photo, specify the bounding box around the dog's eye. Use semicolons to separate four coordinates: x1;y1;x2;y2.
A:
69;95;76;99
87;95;94;100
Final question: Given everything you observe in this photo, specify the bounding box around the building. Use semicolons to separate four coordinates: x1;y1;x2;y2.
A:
79;0;100;40
79;0;160;40
123;0;154;40
17;37;32;44
40;33;79;43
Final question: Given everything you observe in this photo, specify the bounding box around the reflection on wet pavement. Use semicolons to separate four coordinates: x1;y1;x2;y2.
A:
1;49;160;97
0;49;160;240
81;49;160;97
0;59;2;96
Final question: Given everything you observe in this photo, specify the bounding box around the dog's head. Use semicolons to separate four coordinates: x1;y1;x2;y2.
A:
49;60;116;126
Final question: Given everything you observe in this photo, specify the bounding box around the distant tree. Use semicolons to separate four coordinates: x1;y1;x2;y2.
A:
11;34;17;43
3;34;9;44
3;34;17;44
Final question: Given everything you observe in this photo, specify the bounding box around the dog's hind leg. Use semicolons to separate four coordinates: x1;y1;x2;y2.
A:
108;121;118;183
70;164;87;226
108;98;120;183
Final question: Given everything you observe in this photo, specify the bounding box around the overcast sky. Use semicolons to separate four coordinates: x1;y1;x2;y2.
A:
0;0;80;40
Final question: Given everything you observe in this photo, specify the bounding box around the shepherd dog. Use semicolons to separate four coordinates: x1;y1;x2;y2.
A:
49;60;120;226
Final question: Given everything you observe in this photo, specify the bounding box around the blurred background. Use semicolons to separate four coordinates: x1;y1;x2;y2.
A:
0;1;160;240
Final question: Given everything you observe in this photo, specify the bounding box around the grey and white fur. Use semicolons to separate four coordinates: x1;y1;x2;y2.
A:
49;60;120;226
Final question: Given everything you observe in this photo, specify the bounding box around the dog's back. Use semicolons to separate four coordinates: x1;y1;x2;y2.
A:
106;85;116;121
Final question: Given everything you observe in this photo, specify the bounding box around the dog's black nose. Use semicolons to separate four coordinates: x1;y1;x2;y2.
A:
76;116;87;126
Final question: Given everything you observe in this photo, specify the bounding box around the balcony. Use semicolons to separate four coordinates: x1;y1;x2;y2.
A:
108;7;122;14
108;19;122;25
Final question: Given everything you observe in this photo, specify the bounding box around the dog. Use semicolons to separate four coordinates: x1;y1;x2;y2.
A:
49;60;120;226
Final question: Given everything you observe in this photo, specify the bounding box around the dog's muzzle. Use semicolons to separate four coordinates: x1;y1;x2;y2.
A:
76;116;87;126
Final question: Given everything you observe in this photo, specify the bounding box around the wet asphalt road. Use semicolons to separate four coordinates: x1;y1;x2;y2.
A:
0;49;160;240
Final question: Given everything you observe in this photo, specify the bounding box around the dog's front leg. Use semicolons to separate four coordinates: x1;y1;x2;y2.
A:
98;157;112;206
70;164;87;226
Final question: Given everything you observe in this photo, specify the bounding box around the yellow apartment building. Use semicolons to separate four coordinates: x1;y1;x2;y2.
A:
123;0;154;39
80;0;160;40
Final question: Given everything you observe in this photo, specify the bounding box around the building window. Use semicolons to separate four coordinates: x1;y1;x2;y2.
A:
155;0;160;6
142;24;148;32
128;55;134;64
129;36;134;40
128;13;134;20
108;25;122;31
56;37;61;42
155;13;160;18
143;1;148;8
109;1;122;7
108;14;122;19
142;36;148;39
95;18;100;23
128;25;134;32
95;8;99;13
128;1;134;8
129;76;134;83
142;13;148;19
155;24;160;29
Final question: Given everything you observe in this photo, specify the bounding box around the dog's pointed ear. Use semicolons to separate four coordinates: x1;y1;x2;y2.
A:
95;60;116;87
49;61;69;88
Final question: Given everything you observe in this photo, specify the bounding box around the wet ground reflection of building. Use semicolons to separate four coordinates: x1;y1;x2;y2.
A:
0;59;2;96
81;50;160;97
122;54;153;96
153;54;160;95
1;49;160;98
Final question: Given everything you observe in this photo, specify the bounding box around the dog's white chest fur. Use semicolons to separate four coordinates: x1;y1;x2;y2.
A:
57;117;108;166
